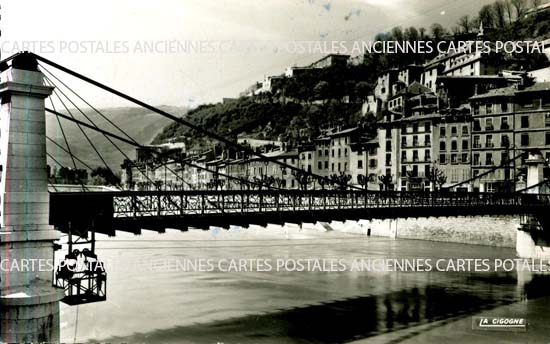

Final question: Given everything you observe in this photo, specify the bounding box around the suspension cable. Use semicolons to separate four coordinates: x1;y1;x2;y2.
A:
45;108;276;190
32;53;357;190
442;152;525;190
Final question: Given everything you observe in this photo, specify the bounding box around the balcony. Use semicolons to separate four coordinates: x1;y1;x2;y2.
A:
486;143;495;148
473;143;482;149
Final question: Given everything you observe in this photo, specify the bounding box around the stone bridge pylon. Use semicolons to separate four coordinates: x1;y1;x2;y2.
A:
0;53;64;343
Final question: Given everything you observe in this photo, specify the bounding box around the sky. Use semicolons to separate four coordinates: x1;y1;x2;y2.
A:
1;0;496;108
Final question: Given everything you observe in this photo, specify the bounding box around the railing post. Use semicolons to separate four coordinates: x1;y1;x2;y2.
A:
157;194;162;217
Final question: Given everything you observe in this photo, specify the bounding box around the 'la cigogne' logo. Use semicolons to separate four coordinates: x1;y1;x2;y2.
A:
472;317;527;332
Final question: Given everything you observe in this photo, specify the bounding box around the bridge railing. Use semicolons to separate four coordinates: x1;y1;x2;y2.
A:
96;190;550;218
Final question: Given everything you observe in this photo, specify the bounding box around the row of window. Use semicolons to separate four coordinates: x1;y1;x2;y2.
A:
440;139;469;151
440;125;469;137
315;160;365;172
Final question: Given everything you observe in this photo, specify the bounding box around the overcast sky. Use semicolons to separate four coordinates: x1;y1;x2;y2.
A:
2;0;495;108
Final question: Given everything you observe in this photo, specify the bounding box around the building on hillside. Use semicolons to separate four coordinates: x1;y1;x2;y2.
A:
421;39;506;92
374;69;399;103
259;75;286;94
513;82;550;162
469;87;516;192
313;137;331;178
309;54;350;69
285;66;312;78
436;109;473;191
397;65;424;86
436;75;509;109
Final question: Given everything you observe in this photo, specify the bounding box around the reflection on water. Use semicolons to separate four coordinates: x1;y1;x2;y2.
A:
58;228;550;343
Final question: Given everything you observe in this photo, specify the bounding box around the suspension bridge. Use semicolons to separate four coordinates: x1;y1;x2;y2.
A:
1;51;550;342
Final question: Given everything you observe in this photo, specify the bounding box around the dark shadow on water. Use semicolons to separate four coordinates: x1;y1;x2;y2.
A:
100;275;550;344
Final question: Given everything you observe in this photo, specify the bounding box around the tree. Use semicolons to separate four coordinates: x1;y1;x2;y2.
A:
292;170;312;190
492;1;508;29
121;159;135;190
91;167;121;186
458;15;472;33
426;164;447;191
479;4;495;28
378;174;393;191
511;0;527;19
330;172;352;190
357;174;368;190
355;82;372;101
313;81;330;102
430;23;447;41
504;0;515;22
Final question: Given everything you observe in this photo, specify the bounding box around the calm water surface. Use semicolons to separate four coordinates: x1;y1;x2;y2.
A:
57;226;550;343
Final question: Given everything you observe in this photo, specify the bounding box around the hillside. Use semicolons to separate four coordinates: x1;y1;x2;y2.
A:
46;106;186;171
152;98;364;150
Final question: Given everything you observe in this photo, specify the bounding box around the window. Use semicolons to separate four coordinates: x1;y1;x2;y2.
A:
358;160;363;169
332;150;334;157
385;154;391;166
386;140;392;152
545;113;550;127
440;127;446;137
485;118;493;131
308;153;312;159
401;151;407;162
413;150;419;162
462;125;468;136
318;161;322;170
501;135;510;148
424;134;430;146
501;102;508;112
450;140;457;151
424;122;431;132
332;163;335;172
338;148;341;157
338;163;341;172
401;127;407;134
451;126;458;136
318;150;322;156
486;135;493;148
439;154;447;164
451;154;458;164
401;137;407;147
440;141;446;151
473;119;481;131
462;140;468;150
486;104;493;114
486;153;494;166
325;161;328;169
413;123;419;133
401;166;407;176
325;149;329;156
501;152;509;164
369;159;377;168
546;132;550;146
474;104;480;115
521;134;529;146
344;162;348;171
425;149;431;161
473;135;481;148
344;148;348;157
461;153;468;163
473;153;480;165
413;135;419;147
521;116;529;128
501;117;509;130
386;128;392;138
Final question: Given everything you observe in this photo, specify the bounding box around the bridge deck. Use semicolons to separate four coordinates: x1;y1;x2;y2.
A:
49;190;550;237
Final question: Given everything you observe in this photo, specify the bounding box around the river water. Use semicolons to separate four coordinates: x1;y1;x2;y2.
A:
57;223;550;343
